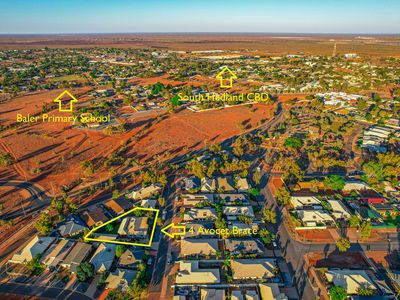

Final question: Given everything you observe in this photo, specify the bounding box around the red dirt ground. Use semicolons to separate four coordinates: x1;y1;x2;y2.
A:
365;251;400;269
0;186;30;215
306;251;369;269
0;89;126;194
1;87;275;196
296;229;338;242
125;103;275;162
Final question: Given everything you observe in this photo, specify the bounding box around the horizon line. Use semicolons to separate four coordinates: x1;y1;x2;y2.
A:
0;31;399;36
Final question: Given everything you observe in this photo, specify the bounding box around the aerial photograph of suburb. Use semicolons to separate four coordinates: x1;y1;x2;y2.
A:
0;1;399;300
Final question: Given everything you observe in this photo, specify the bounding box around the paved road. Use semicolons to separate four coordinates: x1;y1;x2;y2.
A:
148;174;178;299
0;282;92;300
0;181;52;266
260;170;400;300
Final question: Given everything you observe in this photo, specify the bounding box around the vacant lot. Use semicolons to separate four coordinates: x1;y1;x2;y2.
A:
126;103;274;162
0;186;30;216
306;251;369;269
1;87;275;196
0;88;124;193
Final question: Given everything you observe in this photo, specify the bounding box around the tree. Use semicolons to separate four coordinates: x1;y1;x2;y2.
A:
81;160;95;176
209;143;222;153
116;245;126;258
263;207;277;224
76;262;94;282
51;197;65;215
0;219;13;229
357;287;374;296
329;286;347;300
207;160;218;178
105;223;114;233
310;179;320;193
112;189;120;199
34;213;53;235
360;220;372;240
276;187;290;205
357;98;368;110
106;289;131;300
336;237;350;252
323;175;345;191
186;159;205;179
158;197;165;207
284;136;303;149
259;228;273;246
170;95;180;107
253;170;262;185
348;215;361;228
26;254;45;276
0;152;13;167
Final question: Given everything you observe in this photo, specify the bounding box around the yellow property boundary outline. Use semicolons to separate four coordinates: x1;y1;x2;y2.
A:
84;207;159;247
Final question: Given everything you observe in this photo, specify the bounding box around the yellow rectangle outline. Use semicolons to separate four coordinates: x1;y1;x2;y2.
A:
84;206;160;247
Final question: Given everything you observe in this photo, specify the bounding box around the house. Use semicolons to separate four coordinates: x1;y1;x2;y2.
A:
175;261;220;284
200;288;226;300
183;176;201;191
236;177;250;192
231;259;277;280
9;236;56;264
370;203;394;218
217;194;249;205
105;198;132;215
224;239;264;255
130;184;162;200
60;242;92;273
228;222;259;235
327;199;351;220
217;176;236;192
105;268;138;291
359;206;383;223
80;207;109;227
185;222;215;238
258;283;288;300
244;290;260;300
231;290;245;300
325;269;377;295
56;215;86;237
343;180;370;192
180;239;219;258
290;196;321;209
40;239;75;269
184;208;217;221
89;243;116;273
117;249;144;269
223;206;254;221
182;194;214;206
358;190;386;204
201;178;217;193
140;199;157;209
297;210;334;227
118;217;149;239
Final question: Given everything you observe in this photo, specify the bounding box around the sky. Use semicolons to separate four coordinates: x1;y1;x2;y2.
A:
0;0;399;34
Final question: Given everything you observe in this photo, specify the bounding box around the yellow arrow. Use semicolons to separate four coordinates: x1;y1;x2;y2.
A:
216;66;237;88
161;223;186;238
